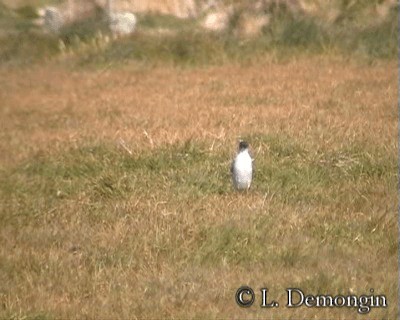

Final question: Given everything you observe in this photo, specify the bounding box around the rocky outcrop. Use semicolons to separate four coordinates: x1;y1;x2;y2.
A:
108;11;137;36
235;13;270;37
201;7;232;32
200;0;303;34
116;0;197;18
75;0;197;19
33;0;398;37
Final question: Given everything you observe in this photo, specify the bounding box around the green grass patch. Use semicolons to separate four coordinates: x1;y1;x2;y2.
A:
0;32;59;66
1;135;396;226
137;13;196;30
194;222;265;265
15;5;40;19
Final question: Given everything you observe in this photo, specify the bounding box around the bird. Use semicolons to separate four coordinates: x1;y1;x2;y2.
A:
231;140;253;191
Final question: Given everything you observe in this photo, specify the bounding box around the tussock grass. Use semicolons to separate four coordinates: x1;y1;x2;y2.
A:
137;13;197;31
0;32;59;66
0;56;397;318
70;12;397;68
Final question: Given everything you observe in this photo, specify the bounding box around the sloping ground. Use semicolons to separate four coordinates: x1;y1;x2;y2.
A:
0;57;397;318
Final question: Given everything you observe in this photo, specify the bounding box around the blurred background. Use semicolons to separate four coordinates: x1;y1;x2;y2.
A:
0;0;397;66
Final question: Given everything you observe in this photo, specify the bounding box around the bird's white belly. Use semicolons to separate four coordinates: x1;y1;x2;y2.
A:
233;154;252;190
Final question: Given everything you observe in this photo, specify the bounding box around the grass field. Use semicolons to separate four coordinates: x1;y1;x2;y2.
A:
0;4;398;318
0;54;397;318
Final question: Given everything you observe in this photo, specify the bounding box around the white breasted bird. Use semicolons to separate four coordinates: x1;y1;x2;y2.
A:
231;141;253;191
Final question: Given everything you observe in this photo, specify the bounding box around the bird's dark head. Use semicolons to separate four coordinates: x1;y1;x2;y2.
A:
238;140;249;151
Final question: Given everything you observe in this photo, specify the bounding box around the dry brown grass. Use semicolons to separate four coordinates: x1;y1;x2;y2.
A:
0;55;398;319
1;57;396;163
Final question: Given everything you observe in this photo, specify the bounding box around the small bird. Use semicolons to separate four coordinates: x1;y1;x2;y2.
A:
231;141;253;191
